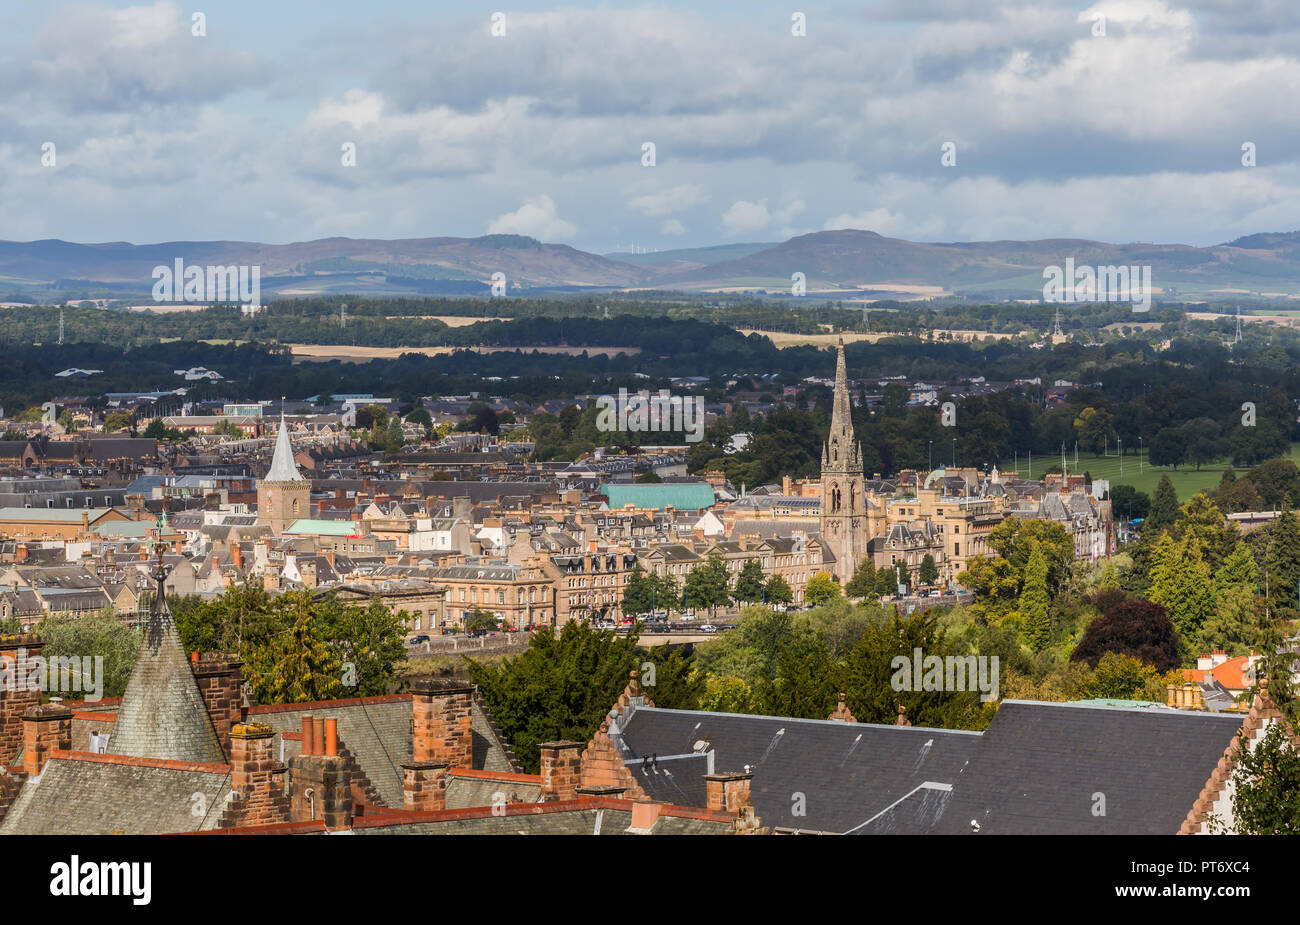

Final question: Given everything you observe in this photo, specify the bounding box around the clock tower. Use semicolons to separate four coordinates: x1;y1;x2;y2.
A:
257;414;311;536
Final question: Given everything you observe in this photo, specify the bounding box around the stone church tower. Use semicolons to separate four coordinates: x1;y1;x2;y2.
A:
820;339;868;584
257;414;311;536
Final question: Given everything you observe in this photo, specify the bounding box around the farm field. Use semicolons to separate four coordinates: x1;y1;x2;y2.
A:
286;343;641;363
996;444;1300;499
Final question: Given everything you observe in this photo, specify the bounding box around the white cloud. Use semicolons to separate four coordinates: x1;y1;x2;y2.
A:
660;219;686;235
824;207;909;235
627;185;706;218
722;198;805;236
487;195;577;240
307;89;384;130
722;200;771;235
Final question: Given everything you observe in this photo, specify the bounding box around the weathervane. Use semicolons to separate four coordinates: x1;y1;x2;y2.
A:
151;510;170;584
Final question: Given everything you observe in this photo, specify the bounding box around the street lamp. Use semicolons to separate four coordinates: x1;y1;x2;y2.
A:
951;438;957;468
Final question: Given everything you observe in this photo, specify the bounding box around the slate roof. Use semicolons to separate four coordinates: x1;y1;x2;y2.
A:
0;756;231;835
931;700;1243;835
617;706;981;834
351;803;733;835
249;694;517;808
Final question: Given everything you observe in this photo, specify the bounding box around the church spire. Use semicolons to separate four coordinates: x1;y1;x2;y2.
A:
823;338;860;473
265;412;305;483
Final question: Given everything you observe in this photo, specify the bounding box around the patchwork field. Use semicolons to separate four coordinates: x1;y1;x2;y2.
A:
287;343;641;363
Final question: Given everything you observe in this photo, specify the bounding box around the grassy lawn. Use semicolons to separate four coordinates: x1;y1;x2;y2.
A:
997;443;1300;499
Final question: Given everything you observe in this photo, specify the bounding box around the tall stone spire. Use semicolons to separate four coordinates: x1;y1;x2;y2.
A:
819;338;868;584
107;516;226;764
822;338;862;473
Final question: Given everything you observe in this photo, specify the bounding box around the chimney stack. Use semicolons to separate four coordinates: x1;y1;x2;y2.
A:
219;723;290;827
289;716;353;831
704;772;754;814
0;635;44;759
402;762;449;812
411;680;475;768
828;693;857;722
22;701;72;777
191;653;245;759
538;741;583;802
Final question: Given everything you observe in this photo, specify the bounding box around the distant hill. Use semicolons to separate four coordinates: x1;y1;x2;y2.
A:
3;228;1299;299
0;234;648;295
652;229;1300;297
603;242;778;271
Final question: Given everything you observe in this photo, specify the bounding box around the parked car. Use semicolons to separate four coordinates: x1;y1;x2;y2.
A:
468;628;489;638
408;635;430;645
700;624;717;633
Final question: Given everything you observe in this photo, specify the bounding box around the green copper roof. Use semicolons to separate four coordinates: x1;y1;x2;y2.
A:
285;518;363;536
600;482;715;511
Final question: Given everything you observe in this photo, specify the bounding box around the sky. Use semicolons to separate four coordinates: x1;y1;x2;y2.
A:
0;0;1296;252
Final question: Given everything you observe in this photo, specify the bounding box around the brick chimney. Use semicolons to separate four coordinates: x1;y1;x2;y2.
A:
411;680;474;768
538;741;583;802
402;762;449;812
289;715;353;831
0;635;44;760
191;653;246;759
231;542;242;571
704;772;753;814
828;693;857;722
14;544;27;563
22;700;72;777
626;800;664;833
219;723;290;828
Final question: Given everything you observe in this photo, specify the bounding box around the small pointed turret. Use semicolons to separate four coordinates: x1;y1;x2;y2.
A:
106;519;226;763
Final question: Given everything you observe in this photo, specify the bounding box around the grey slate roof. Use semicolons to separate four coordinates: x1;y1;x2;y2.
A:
353;806;732;835
931;700;1243;835
617;706;981;834
250;695;517;808
0;757;231;834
